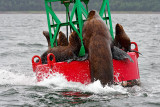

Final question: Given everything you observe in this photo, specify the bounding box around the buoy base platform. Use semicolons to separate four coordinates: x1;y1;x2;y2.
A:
32;42;140;86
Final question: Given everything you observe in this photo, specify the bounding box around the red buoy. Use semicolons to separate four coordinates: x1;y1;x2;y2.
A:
32;42;140;86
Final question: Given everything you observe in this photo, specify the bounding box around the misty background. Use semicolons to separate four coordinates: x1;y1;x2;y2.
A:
0;0;160;12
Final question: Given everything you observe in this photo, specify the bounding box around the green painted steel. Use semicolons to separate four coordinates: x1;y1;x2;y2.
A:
44;0;114;56
99;0;114;39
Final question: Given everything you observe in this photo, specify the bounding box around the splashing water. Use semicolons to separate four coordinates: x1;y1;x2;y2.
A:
0;69;128;95
36;72;128;95
0;69;36;86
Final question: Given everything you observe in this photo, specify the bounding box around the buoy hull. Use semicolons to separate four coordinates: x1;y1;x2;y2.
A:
32;42;140;86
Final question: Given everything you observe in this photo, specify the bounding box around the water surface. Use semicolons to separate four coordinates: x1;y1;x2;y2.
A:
0;13;160;107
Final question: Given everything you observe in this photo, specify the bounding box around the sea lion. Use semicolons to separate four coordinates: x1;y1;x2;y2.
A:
43;31;53;49
114;23;141;54
114;23;130;52
82;10;114;86
40;31;81;64
43;31;68;49
58;31;69;46
82;10;134;86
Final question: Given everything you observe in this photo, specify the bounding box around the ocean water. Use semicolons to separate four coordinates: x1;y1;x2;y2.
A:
0;13;160;107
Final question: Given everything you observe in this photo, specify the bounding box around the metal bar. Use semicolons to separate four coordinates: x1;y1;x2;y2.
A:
75;9;79;29
65;3;70;40
51;20;86;27
70;23;80;36
80;3;88;18
106;0;114;39
50;2;56;32
50;17;108;28
99;0;106;18
76;0;85;56
99;0;114;39
83;0;89;12
45;1;54;48
48;7;61;24
51;24;61;45
104;9;108;25
68;11;72;33
70;4;76;22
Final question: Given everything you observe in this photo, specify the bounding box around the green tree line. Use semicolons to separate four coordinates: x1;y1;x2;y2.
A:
0;0;160;11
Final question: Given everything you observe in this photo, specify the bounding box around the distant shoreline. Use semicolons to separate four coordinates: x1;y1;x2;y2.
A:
0;11;160;14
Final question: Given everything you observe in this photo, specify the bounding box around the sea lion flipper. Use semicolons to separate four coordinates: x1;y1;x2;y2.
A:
76;53;88;61
129;50;143;56
66;59;74;63
112;46;134;62
65;53;78;63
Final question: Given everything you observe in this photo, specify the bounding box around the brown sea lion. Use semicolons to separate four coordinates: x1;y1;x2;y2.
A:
82;10;114;86
43;31;52;49
40;31;81;64
58;31;69;46
114;23;141;55
114;23;130;52
43;31;68;49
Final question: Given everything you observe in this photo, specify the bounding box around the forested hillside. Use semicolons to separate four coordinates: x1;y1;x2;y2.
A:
0;0;160;11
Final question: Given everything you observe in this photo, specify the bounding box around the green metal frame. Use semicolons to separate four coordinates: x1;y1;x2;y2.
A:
44;0;114;56
99;0;114;40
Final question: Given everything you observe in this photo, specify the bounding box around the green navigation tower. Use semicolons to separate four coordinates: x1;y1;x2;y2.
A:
44;0;114;56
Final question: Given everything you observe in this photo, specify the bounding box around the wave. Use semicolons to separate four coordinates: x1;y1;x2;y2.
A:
37;73;128;95
0;69;128;95
0;69;36;86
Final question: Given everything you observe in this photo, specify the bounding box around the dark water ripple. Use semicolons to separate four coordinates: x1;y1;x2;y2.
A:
0;88;19;96
0;13;160;106
17;43;44;48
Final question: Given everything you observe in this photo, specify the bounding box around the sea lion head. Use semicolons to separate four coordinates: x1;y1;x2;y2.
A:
69;31;81;47
88;10;100;20
43;31;52;49
69;31;81;56
58;31;68;46
116;23;124;35
43;31;50;39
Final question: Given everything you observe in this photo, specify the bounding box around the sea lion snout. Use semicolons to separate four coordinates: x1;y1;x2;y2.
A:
88;10;100;19
59;31;62;35
116;23;123;29
43;31;49;37
116;23;124;34
88;10;96;17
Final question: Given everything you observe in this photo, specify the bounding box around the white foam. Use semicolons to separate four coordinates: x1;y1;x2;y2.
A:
83;81;128;95
37;73;128;95
0;69;127;95
0;69;36;85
